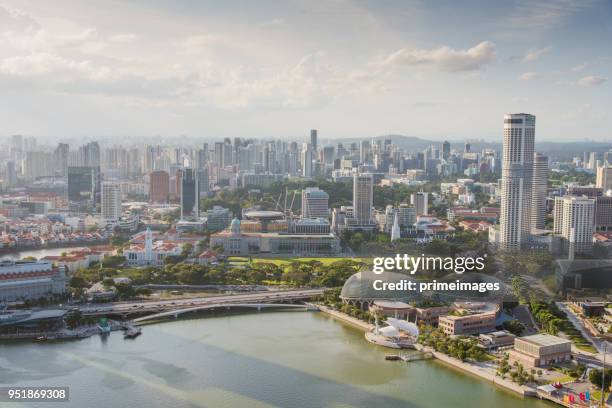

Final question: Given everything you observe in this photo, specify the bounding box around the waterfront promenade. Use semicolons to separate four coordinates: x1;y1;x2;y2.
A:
314;304;374;332
414;344;533;396
315;304;533;397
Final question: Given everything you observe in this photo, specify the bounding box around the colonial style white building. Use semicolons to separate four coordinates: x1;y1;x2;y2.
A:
123;228;183;265
210;218;340;256
0;260;68;302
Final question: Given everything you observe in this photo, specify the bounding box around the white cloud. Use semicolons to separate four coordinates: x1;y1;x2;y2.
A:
522;46;552;62
0;52;98;77
571;63;588;72
108;33;138;43
577;75;607;86
0;4;40;32
381;41;496;72
519;72;538;80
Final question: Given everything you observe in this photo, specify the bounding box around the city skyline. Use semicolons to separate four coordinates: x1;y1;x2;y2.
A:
3;2;612;407
0;0;610;141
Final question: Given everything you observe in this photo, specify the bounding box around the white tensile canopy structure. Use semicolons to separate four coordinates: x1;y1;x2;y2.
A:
385;317;420;337
378;326;400;338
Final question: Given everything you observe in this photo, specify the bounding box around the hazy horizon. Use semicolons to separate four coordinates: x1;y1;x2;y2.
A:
1;0;610;142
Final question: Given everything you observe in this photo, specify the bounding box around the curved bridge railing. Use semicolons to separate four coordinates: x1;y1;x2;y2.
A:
133;303;316;324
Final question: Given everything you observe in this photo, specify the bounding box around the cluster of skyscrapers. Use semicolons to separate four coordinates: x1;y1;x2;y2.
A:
3;112;611;259
494;113;611;256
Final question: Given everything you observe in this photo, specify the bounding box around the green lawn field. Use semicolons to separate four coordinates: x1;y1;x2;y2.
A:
226;256;371;266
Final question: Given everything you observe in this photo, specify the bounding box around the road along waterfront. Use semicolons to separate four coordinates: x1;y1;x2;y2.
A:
0;311;554;408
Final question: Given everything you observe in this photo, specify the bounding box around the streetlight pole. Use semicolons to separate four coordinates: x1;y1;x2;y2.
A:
602;341;608;408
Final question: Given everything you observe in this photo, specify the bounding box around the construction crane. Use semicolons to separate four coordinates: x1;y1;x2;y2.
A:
284;187;288;215
289;190;297;214
274;192;283;211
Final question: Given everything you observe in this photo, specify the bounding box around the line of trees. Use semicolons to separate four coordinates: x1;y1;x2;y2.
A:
71;259;365;288
417;326;487;362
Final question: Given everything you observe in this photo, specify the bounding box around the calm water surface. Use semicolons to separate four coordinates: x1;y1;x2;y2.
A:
0;247;84;261
0;311;554;408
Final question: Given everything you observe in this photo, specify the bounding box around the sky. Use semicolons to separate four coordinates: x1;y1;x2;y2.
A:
0;0;610;142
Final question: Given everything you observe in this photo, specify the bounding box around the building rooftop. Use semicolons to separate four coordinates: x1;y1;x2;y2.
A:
243;210;284;220
213;231;337;239
481;330;514;338
340;270;421;302
0;309;68;326
372;300;412;309
518;333;571;347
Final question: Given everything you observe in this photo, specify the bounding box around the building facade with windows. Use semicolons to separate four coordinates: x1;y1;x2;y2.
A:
508;334;571;368
0;260;68;302
499;113;535;251
301;187;329;219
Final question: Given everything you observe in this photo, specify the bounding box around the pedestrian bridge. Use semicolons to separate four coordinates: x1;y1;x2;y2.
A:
133;303;319;324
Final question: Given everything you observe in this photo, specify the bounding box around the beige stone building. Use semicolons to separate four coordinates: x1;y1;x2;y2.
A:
508;334;571;368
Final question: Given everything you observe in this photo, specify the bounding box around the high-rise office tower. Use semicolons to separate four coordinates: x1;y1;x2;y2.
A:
464;142;471;153
442;141;451;160
223;140;233;166
310;129;318;152
360;141;371;164
553;195;595;255
101;182;121;223
396;203;416;226
322;146;335;164
10;135;23;154
5;161;17;186
149;171;170;203
596;165;612;192
353;173;373;224
197;168;209;195
411;191;429;216
67;166;101;207
195;149;208;169
24;151;52;180
287;151;298;175
499;113;535;251
84;141;101;167
301;143;313;177
531;153;549;230
178;168;199;219
54;143;69;177
588;152;598;170
301;187;329;219
24;136;37;152
214;142;224;166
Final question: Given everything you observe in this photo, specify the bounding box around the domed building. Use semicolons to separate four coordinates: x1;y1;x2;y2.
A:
340;270;421;309
210;216;340;256
230;217;241;235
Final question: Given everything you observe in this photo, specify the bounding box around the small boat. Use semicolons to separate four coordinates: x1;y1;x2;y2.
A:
385;355;401;361
34;336;47;342
124;327;141;339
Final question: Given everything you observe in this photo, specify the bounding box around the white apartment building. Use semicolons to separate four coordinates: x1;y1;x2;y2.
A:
411;191;429;216
531;153;549;230
101;182;122;224
596;166;612;193
352;173;373;224
553;195;595;255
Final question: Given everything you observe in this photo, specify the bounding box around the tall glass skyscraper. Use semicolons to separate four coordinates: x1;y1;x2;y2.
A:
499;113;535;251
